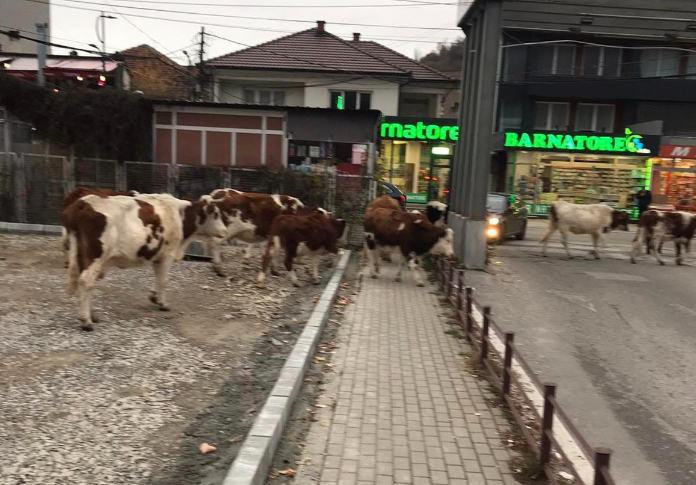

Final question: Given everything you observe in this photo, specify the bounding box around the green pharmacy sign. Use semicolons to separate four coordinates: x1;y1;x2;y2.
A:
503;128;658;156
380;116;459;142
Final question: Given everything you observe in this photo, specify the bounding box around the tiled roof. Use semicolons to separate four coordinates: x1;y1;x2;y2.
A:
208;28;455;83
120;44;194;100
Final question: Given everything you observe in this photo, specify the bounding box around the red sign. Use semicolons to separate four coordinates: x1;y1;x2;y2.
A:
659;145;696;158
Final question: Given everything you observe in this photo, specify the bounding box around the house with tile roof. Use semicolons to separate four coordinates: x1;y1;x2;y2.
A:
208;21;459;197
118;44;194;100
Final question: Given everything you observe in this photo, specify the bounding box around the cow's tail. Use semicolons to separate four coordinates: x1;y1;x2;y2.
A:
549;203;559;226
67;233;80;296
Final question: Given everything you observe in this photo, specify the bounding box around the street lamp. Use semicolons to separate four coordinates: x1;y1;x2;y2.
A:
94;12;116;85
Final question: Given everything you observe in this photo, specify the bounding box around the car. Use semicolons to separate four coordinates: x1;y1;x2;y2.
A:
486;193;528;244
378;180;407;209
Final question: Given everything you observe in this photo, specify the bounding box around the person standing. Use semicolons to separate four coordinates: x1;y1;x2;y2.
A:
636;189;652;216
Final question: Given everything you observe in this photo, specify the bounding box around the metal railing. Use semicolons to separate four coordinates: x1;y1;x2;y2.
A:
434;258;617;485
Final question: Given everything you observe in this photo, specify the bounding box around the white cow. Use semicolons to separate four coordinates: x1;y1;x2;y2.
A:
64;193;228;330
540;201;630;259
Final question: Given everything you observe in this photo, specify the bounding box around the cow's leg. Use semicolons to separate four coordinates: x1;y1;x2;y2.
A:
591;233;601;260
209;237;226;277
649;233;665;265
61;228;70;268
559;228;571;258
310;254;321;285
539;225;556;257
676;240;684;266
364;233;380;278
257;240;278;288
394;252;405;282
77;262;102;331
631;229;643;264
243;242;254;260
150;258;173;311
283;242;300;287
407;253;425;287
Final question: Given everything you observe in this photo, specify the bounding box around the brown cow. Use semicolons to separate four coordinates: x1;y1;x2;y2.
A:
64;194;228;330
631;210;696;265
364;208;453;286
366;195;401;212
257;212;347;288
201;189;309;276
61;187;139;266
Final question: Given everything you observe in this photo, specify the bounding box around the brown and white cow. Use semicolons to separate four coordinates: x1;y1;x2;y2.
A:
363;208;454;286
257;212;347;288
203;189;308;276
60;187;139;266
631;210;696;265
366;195;401;212
64;193;228;330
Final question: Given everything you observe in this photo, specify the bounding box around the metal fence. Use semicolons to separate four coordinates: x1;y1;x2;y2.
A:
434;258;617;485
0;152;375;247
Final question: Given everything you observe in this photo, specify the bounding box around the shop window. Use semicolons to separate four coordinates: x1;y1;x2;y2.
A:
575;104;615;132
499;99;522;130
243;88;286;106
330;90;372;110
534;102;570;130
533;45;576;76
582;47;622;77
640;49;680;78
502;45;528;82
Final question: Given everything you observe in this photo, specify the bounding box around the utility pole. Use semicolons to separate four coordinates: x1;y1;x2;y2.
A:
35;22;49;87
95;12;116;83
197;27;207;101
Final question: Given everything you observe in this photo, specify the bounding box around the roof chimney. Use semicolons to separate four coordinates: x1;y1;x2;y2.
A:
353;32;361;42
316;20;326;34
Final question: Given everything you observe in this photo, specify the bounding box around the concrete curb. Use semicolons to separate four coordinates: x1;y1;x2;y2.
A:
0;222;63;235
223;250;352;485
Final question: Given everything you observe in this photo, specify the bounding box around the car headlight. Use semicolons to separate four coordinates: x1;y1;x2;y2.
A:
486;227;499;238
488;217;500;225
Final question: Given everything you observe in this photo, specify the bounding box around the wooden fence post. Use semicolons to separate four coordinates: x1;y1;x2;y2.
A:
480;306;491;365
593;448;613;485
503;332;515;396
540;383;557;467
465;287;473;341
456;270;464;310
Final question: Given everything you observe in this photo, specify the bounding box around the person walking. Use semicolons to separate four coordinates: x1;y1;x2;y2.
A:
636;189;652;216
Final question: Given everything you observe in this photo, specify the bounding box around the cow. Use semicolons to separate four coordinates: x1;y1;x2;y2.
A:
540;201;630;259
60;187;139;267
204;189;307;276
425;201;449;227
257;212;347;288
366;195;401;212
363;208;454;286
63;193;228;330
631;210;696;265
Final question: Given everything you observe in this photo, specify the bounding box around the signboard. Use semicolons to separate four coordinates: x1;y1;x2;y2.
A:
406;193;429;204
658;145;696;158
380;116;458;142
503;128;660;156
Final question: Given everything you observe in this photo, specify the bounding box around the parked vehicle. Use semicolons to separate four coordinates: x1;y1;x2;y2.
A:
379;181;407;209
486;193;528;244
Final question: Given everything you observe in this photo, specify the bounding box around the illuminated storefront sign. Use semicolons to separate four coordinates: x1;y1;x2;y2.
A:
380;116;459;142
503;128;659;156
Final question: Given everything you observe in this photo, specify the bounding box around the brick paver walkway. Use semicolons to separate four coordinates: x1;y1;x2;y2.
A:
294;265;519;485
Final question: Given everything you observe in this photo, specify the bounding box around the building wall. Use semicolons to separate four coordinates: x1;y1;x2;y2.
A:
0;2;50;54
153;106;286;168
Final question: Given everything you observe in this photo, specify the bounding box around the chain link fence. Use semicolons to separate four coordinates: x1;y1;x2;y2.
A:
0;153;376;247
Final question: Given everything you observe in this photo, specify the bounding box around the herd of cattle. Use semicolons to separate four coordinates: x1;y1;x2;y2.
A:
58;188;453;331
539;200;696;265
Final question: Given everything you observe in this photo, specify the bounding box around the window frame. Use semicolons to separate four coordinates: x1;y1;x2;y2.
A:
575;103;616;132
498;99;522;131
534;101;571;130
582;46;622;77
640;49;681;78
243;88;286;106
537;45;577;76
329;90;373;110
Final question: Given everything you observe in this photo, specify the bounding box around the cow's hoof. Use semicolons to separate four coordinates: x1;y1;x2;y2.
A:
631;259;636;264
659;261;666;266
271;269;281;277
64;262;69;268
158;305;171;312
292;282;302;288
371;274;378;279
677;260;683;266
79;320;94;331
417;282;425;287
395;276;402;282
91;313;100;323
213;267;226;277
149;293;158;305
257;282;267;289
312;279;321;285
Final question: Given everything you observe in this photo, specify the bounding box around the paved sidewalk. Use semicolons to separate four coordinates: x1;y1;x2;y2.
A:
294;266;519;485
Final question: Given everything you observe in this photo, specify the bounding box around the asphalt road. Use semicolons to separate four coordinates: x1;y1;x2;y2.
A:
466;220;696;485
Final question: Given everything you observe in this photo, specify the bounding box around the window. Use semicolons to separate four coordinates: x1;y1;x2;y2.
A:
499;99;522;130
686;54;696;79
582;47;622;77
640;49;680;78
450;101;459;114
534;102;570;130
502;45;528;82
243;88;286;106
535;45;576;75
330;90;372;110
575;104;615;132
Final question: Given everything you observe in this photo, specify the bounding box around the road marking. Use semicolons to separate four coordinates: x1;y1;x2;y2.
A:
546;289;597;312
585;272;649;282
670;303;696;317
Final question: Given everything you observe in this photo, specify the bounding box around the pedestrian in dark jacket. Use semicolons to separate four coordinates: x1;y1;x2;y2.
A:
636;189;652;215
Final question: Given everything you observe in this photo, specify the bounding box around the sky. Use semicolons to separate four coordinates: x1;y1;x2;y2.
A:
43;0;466;64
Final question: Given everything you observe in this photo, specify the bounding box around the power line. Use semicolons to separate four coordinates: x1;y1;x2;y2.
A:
29;0;461;31
101;0;174;54
87;0;457;7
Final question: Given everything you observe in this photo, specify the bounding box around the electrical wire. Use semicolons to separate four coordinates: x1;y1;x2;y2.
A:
26;0;461;31
87;0;457;7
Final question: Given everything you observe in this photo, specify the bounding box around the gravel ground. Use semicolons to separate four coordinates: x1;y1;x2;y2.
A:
0;234;332;485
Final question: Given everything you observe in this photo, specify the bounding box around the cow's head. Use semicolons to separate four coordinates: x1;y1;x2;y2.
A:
426;225;454;258
194;195;228;239
610;210;630;232
333;217;349;246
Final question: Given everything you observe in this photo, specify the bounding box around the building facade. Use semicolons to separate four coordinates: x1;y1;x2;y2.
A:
0;1;50;54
